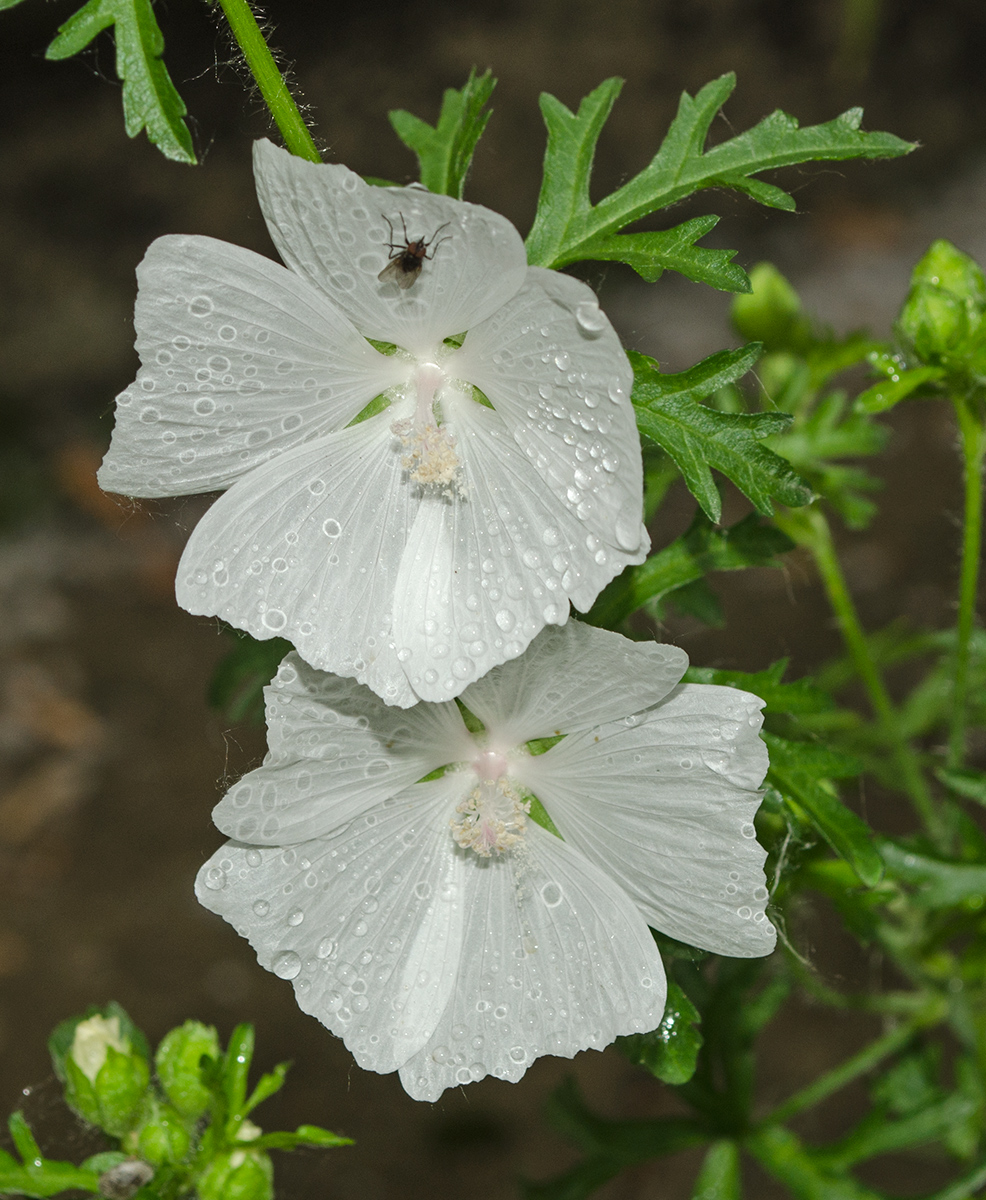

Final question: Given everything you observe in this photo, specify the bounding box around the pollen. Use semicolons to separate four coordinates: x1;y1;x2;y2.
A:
451;778;530;857
391;360;465;498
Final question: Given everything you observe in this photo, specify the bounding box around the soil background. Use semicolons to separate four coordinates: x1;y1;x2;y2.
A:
1;1;985;1197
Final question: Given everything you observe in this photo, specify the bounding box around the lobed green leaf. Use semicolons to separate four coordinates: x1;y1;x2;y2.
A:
389;68;495;198
46;0;195;163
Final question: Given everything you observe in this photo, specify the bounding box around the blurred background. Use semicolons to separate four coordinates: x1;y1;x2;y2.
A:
1;1;986;1196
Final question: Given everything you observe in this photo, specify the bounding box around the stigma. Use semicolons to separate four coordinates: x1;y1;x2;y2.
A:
451;750;529;857
391;361;464;496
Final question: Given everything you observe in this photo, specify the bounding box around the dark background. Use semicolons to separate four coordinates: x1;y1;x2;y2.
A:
0;2;984;1196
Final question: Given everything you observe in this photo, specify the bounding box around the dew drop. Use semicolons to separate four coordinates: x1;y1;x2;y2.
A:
252;900;270;917
272;950;302;979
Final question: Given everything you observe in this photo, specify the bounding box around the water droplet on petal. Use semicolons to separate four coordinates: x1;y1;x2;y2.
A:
272;950;302;979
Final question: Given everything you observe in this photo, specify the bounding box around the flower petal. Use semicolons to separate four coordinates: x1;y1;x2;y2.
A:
176;412;420;705
98;234;405;498
253;140;528;356
196;776;469;1075
450;266;647;555
398;822;667;1101
391;398;649;703
213;655;475;844
462;622;688;744
516;684;776;957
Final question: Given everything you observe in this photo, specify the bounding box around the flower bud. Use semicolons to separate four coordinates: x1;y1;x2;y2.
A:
898;240;986;367
132;1093;192;1166
195;1145;274;1200
58;1011;151;1136
154;1020;220;1119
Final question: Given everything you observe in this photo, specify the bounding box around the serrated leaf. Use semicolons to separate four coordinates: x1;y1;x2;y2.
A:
691;1141;741;1200
630;348;812;520
618;981;703;1084
526;72;913;273
209;627;291;725
855;365;946;413
880;841;986;908
577;216;751;292
389;68;495;198
46;0;195;163
764;733;882;886
683;660;834;716
587;509;793;628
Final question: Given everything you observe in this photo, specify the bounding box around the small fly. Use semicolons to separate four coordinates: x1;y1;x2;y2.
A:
378;214;451;289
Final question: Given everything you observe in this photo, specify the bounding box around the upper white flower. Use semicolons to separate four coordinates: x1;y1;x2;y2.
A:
98;140;648;706
196;622;775;1102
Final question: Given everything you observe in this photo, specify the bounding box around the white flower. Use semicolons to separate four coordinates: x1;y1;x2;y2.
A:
196;622;775;1101
99;140;648;706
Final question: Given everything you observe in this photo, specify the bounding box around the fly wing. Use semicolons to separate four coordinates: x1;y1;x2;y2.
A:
378;256;421;290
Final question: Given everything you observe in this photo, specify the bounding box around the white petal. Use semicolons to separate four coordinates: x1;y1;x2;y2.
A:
451;267;647;556
516;684;776;957
462;622;688;744
176;412;420;706
253;140;528;356
213;655;475;844
398;822;667;1101
196;776;470;1075
98;235;405;498
391;398;646;703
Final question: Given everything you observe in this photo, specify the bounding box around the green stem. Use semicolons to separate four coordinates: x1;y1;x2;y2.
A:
775;507;939;840
213;0;321;162
948;394;986;768
761;1011;932;1126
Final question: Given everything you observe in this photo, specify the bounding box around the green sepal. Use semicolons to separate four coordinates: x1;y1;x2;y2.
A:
155;1020;221;1119
630;348;812;521
195;1146;274;1200
45;0;196;163
208;627;292;726
763;733;882;886
133;1093;192;1166
690;1140;741;1200
618;980;703;1085
855;364;946;413
93;1043;151;1137
587;509;793;629
62;1054;104;1127
389;68;495;198
249;1124;353;1151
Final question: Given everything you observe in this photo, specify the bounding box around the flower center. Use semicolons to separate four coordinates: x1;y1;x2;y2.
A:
390;362;464;496
450;750;529;858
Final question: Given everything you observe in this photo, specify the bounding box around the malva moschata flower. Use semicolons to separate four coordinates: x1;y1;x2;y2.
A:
98;141;648;706
196;621;775;1101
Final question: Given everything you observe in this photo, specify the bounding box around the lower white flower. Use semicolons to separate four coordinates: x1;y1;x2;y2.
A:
196;622;775;1101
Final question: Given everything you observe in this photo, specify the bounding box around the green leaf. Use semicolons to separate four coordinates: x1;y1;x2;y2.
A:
242;1061;290;1117
209;628;291;725
0;0;29;9
691;1140;741;1200
526;73;913;274
937;766;986;808
0;1113;103;1198
576;216;751;292
683;660;834;716
817;1091;976;1171
855;365;946;413
618;981;702;1085
389;68;495;198
660;576;725;627
764;733;882;886
46;0;195;163
250;1124;353;1151
880;841;986;909
586;509;793;628
222;1023;255;1127
630;349;812;520
733;263;814;353
745;1125;885;1200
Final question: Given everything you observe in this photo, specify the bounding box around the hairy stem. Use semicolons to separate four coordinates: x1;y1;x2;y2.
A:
948;394;986;768
213;0;321;162
776;507;939;840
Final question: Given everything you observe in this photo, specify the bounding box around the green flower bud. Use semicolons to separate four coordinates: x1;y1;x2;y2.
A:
155;1020;220;1119
898;240;986;368
133;1093;192;1166
196;1145;274;1200
910;239;986;308
732;263;812;353
62;1015;150;1136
